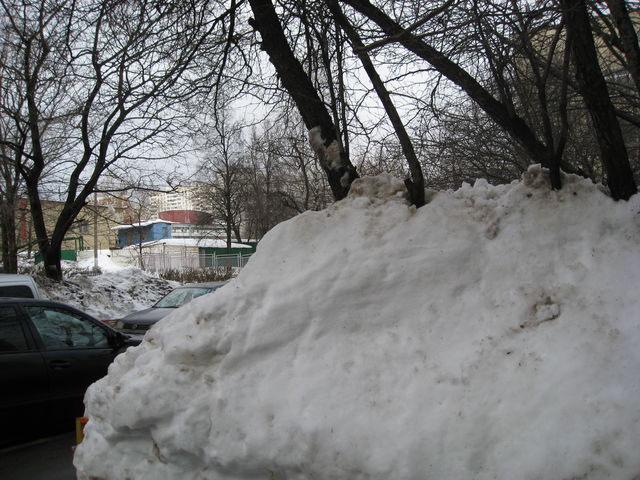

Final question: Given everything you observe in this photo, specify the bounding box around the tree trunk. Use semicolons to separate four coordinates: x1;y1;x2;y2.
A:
561;0;637;200
0;202;19;273
42;245;63;281
248;0;359;200
606;0;640;96
23;181;63;280
0;149;21;273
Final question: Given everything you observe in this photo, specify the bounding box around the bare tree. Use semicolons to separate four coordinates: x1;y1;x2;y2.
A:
1;0;237;280
247;0;360;201
0;137;21;273
558;0;636;199
337;0;636;199
601;0;640;96
273;124;333;214
417;101;529;190
327;0;426;206
197;106;246;251
242;126;296;239
589;0;640;180
405;0;638;191
0;2;74;272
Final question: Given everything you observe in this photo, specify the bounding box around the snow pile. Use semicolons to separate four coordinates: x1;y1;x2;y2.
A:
38;266;176;320
74;167;640;479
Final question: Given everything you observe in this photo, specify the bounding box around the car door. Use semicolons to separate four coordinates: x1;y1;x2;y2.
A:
22;304;117;412
0;303;50;445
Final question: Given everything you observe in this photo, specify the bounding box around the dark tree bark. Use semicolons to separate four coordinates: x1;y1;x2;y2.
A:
0;203;18;273
0;144;21;273
561;0;637;200
327;0;425;207
605;0;640;96
248;0;359;201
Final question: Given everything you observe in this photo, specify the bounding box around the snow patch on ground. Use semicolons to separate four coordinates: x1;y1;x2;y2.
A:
74;166;640;479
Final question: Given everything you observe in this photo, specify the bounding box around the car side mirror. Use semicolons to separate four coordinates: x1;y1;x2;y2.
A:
119;332;142;348
110;331;139;350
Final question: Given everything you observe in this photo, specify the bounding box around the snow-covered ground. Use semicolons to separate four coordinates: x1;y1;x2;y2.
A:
71;166;640;479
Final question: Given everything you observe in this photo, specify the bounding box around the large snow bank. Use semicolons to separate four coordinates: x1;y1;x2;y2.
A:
74;166;640;479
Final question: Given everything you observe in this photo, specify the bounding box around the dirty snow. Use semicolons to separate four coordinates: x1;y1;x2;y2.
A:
72;166;640;479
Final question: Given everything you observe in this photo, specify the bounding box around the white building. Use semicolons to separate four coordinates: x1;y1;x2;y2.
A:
150;185;211;217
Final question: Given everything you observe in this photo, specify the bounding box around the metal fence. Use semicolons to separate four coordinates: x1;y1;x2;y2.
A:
141;252;253;273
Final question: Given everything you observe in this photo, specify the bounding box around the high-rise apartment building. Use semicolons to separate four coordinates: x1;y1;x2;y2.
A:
150;185;211;218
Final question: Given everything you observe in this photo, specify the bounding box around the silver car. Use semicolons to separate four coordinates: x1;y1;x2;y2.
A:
114;281;226;337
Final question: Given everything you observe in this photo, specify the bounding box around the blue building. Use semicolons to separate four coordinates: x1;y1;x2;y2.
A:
113;220;173;248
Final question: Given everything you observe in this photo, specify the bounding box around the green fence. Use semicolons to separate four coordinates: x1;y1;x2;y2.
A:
34;249;78;264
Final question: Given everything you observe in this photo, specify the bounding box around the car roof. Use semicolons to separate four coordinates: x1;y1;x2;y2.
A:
0;297;101;319
0;297;43;304
0;274;36;282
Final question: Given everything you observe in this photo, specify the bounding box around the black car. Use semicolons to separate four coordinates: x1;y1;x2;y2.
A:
0;298;138;447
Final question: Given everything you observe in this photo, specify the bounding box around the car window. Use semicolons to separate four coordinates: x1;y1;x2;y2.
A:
154;287;212;308
0;285;35;298
0;305;30;352
192;288;213;300
25;306;110;350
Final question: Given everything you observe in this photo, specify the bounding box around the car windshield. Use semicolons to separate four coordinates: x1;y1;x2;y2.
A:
154;287;212;308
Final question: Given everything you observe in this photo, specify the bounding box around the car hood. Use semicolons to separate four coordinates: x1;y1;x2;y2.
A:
122;307;175;325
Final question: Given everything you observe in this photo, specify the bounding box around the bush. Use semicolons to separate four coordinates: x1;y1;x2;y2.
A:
159;268;235;283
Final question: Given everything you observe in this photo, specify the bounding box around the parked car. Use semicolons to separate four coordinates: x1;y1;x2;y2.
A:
0;298;139;447
0;273;41;299
113;281;227;337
